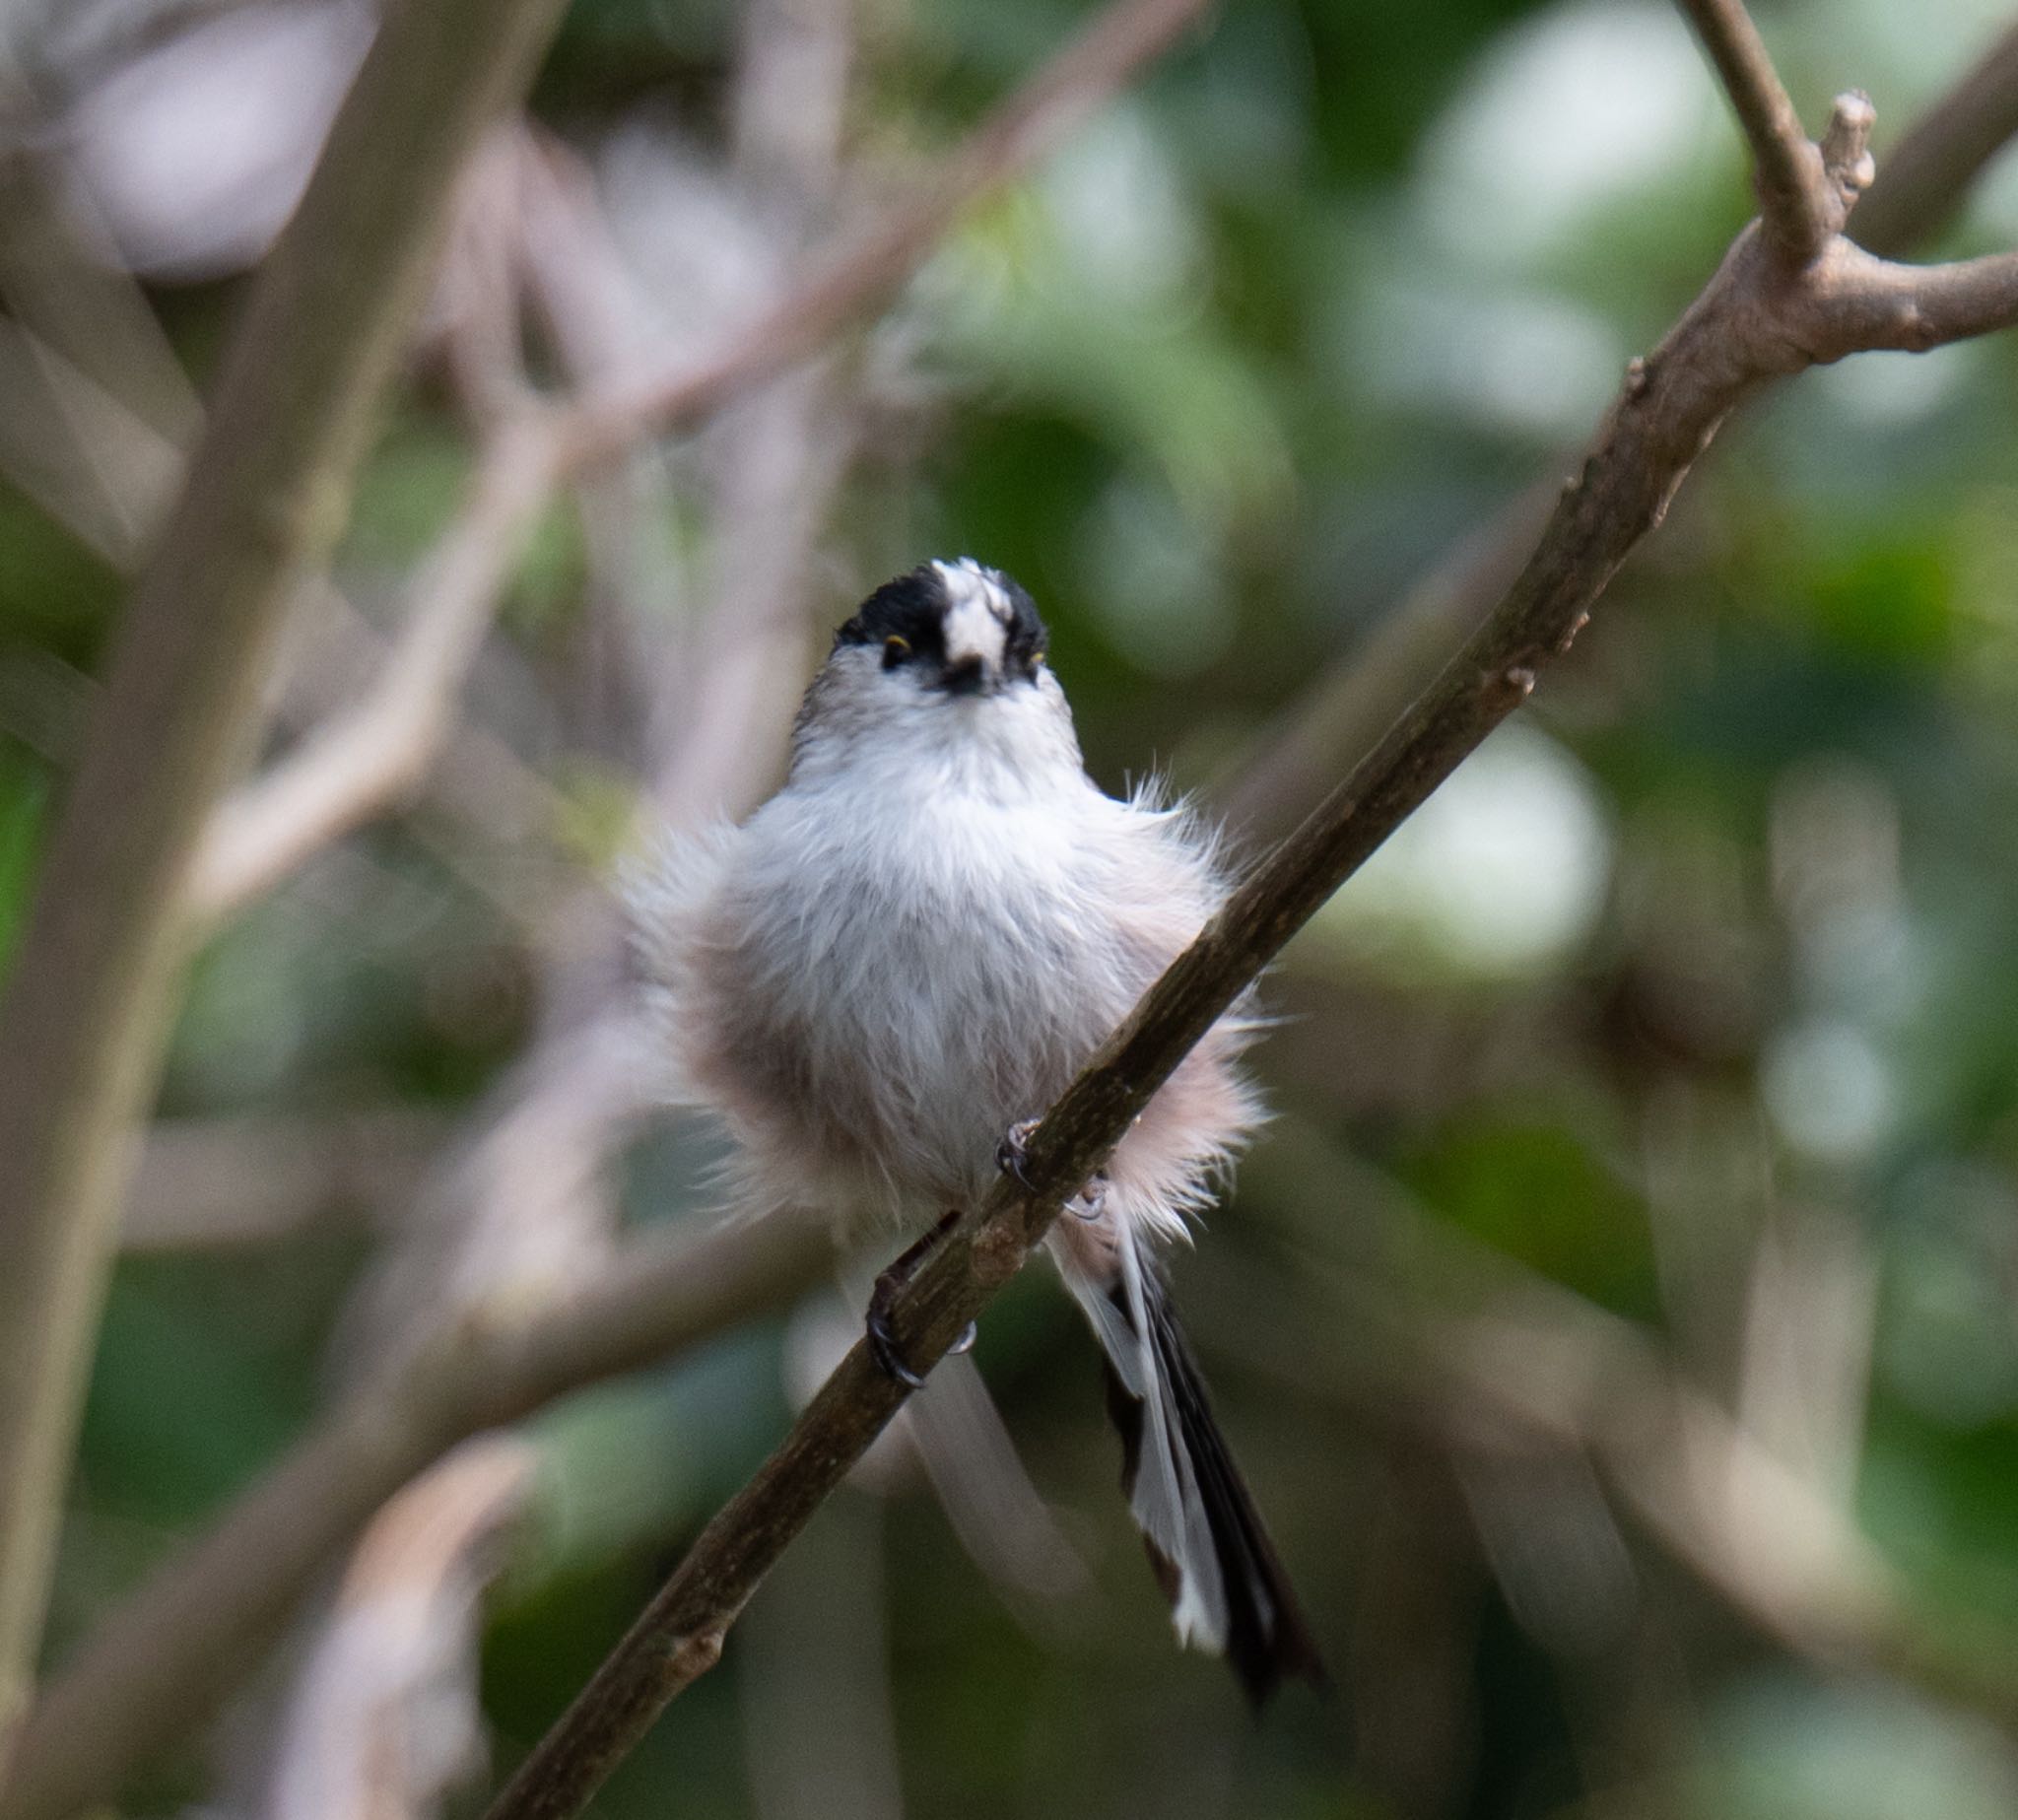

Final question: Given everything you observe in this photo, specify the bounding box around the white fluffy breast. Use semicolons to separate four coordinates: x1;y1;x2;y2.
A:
634;692;1260;1239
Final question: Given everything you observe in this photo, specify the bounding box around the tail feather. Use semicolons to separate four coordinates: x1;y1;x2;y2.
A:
1077;1240;1326;1706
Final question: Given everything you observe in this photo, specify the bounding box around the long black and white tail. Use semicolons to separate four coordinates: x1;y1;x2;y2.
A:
1064;1232;1326;1704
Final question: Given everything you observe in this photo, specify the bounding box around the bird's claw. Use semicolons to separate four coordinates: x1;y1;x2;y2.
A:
999;1118;1108;1222
948;1320;977;1357
995;1117;1040;1187
862;1207;961;1390
866;1301;926;1389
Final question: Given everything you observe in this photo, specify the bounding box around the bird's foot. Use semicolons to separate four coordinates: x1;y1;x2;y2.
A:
866;1295;926;1389
996;1117;1108;1221
995;1117;1040;1186
863;1207;961;1389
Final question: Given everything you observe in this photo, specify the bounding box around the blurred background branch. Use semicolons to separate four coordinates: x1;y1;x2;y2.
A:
186;415;565;923
0;1207;834;1820
187;0;1219;925
1852;18;2018;255
0;0;568;1750
264;1437;538;1820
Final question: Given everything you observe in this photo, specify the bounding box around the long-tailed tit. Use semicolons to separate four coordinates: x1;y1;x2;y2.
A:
634;558;1323;1701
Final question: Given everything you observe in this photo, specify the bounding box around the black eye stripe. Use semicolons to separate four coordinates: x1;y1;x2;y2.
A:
835;570;946;660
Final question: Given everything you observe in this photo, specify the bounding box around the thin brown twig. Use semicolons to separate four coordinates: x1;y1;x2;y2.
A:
1806;232;2018;344
1229;15;2018;843
194;0;1218;921
1672;0;1836;260
476;82;2018;1820
0;0;571;1748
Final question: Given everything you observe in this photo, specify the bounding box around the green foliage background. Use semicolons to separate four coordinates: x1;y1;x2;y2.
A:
14;0;2018;1814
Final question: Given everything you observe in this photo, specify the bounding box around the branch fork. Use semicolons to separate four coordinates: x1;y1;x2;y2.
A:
1677;0;1871;263
478;37;2018;1820
23;6;2018;1820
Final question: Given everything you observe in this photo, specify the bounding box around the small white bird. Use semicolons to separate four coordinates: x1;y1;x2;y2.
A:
634;557;1322;1700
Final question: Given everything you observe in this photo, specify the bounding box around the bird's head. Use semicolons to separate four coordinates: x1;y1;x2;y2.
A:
839;558;1048;696
790;559;1081;789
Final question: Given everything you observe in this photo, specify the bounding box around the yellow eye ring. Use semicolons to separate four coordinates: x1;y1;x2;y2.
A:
885;636;909;657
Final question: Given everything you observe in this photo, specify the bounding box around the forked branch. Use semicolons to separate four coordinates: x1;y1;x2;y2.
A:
479;52;2018;1820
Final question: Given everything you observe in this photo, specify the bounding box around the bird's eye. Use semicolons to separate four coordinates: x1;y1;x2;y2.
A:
882;636;910;670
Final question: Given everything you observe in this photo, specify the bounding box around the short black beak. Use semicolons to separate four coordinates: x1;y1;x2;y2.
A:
939;656;986;696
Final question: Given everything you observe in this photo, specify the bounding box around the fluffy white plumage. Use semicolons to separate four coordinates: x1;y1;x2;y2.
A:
633;570;1257;1245
630;559;1318;1697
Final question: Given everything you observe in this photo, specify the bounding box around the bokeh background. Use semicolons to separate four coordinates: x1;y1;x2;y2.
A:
10;0;2018;1815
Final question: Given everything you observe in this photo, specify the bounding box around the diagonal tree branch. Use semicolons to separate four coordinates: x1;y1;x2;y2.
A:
478;71;2018;1820
20;14;2018;1819
1227;10;2018;851
192;0;1219;921
0;0;570;1753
